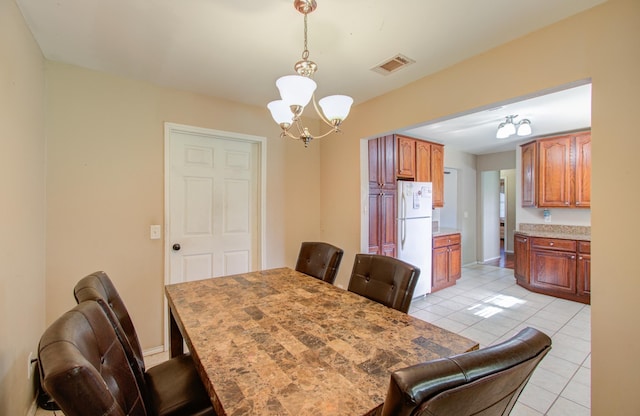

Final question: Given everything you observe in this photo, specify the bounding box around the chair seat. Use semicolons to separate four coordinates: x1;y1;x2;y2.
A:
145;354;215;416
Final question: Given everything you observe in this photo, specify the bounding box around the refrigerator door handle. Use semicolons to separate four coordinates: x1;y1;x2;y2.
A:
400;191;406;249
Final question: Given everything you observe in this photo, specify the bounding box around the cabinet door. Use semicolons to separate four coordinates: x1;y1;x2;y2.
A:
575;132;591;208
381;135;397;190
448;243;461;280
530;249;577;295
380;191;397;257
431;144;445;208
514;234;530;284
577;253;591;298
538;135;572;207
415;140;431;182
521;141;536;207
432;246;449;291
368;193;381;255
397;136;416;179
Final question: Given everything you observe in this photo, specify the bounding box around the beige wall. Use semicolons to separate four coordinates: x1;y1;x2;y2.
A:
0;1;46;415
321;0;640;414
44;62;323;350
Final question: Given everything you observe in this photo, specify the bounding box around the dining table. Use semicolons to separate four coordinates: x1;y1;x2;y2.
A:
165;267;478;416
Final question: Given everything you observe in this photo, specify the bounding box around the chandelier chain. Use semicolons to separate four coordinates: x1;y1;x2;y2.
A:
302;13;309;61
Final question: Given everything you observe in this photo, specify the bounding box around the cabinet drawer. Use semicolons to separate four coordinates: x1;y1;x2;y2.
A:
433;233;461;248
578;241;590;254
530;237;576;252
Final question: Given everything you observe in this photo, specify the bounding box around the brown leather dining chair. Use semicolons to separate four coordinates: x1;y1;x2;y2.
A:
38;300;216;416
295;241;344;284
73;271;215;416
376;327;552;416
348;254;420;313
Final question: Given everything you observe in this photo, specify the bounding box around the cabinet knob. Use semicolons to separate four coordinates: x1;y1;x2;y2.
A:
579;256;583;260
565;201;570;205
549;242;554;246
576;201;581;205
571;255;576;259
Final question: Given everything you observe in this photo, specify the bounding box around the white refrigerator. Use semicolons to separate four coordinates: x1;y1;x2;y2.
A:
397;180;433;297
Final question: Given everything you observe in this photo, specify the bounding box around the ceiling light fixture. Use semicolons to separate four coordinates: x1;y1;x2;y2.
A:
496;115;532;139
267;0;353;147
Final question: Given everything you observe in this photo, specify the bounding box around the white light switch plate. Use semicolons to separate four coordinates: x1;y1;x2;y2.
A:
150;225;161;240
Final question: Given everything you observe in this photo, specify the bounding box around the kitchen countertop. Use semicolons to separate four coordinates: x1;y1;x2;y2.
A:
432;228;460;237
515;223;591;241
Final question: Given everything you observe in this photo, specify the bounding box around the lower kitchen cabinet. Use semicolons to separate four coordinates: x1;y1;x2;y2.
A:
432;233;461;292
514;233;590;304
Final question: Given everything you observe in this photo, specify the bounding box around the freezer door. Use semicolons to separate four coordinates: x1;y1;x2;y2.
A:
398;181;432;219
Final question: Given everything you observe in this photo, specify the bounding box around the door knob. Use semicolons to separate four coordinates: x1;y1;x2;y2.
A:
172;243;181;251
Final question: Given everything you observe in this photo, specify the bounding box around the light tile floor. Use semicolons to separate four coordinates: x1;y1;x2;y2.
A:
408;263;591;415
36;263;590;416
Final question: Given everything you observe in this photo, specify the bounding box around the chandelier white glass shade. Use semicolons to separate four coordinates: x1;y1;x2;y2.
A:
267;0;353;147
496;115;532;139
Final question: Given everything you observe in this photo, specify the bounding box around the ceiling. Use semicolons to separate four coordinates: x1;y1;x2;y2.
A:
16;0;600;154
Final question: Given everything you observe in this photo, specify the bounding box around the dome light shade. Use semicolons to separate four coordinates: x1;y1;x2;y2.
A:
276;75;316;108
517;119;532;136
496;115;532;139
267;100;293;125
319;95;353;122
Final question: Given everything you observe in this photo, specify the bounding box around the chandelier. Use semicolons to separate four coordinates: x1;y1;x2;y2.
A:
267;0;353;147
496;115;532;139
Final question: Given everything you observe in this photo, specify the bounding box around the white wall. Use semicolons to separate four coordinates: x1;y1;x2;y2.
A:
479;171;501;261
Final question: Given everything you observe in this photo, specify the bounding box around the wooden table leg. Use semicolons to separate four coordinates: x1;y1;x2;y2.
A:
169;307;184;358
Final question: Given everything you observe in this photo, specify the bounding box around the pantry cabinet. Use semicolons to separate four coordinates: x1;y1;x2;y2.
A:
521;131;591;208
368;136;396;256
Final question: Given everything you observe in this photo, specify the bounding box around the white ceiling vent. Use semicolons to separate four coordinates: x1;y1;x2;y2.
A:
371;54;416;75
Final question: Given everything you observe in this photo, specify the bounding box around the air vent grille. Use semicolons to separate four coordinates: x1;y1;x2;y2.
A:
371;54;415;75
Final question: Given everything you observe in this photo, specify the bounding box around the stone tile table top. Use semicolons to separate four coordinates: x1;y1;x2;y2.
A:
165;267;478;416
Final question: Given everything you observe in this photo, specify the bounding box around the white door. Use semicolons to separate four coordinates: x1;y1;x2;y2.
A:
166;124;264;285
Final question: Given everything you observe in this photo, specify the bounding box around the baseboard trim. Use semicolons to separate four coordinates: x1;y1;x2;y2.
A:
143;345;165;357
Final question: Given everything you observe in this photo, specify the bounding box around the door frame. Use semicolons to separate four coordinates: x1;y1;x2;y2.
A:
162;122;267;350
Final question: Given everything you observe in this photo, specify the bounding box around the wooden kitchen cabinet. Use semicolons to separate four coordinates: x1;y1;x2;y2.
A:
574;132;591;207
415;140;431;182
530;237;577;296
432;233;461;292
514;233;530;284
368;136;396;256
577;241;591;299
514;235;590;304
396;135;416;179
394;135;444;208
520;130;591;208
430;143;444;208
521;141;537;207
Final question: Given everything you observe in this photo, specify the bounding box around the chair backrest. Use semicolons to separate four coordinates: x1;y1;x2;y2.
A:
295;241;344;284
74;271;145;372
348;254;420;313
378;327;552;416
38;301;149;416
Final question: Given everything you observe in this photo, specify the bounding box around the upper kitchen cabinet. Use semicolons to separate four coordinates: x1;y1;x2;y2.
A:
521;130;591;208
396;135;416;179
394;135;444;208
369;135;396;191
